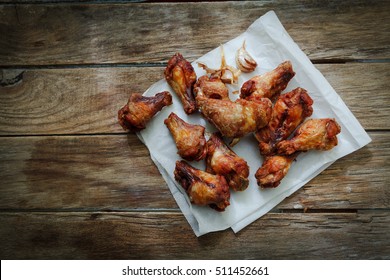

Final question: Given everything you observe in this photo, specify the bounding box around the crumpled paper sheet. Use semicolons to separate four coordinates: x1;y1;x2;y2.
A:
137;11;372;236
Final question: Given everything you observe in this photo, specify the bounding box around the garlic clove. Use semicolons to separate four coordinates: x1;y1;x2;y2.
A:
220;69;234;84
198;46;241;84
220;66;241;84
236;40;257;73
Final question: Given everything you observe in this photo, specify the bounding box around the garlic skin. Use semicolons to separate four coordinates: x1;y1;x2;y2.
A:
236;41;257;73
197;45;241;84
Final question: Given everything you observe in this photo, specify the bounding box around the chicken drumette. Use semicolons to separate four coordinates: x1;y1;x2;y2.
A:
255;87;313;156
118;91;172;132
256;119;340;188
165;53;197;114
174;160;230;211
240;61;295;102
277;118;341;155
196;94;272;139
164;112;207;161
206;133;249;191
255;154;298;188
194;75;230;100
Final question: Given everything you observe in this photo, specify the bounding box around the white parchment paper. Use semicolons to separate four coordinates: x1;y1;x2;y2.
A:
137;11;371;236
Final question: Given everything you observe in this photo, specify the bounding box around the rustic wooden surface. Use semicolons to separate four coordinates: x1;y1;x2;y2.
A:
0;0;389;259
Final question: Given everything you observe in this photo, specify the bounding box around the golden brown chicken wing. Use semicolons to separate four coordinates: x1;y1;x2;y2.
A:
164;53;197;114
206;133;249;191
164;112;207;161
194;75;230;100
255;154;298;188
277;118;341;155
174;160;230;211
240;61;295;101
118;91;172;132
196;94;272;139
255;87;313;156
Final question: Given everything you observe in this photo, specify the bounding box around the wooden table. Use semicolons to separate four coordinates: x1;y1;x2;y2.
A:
0;1;389;259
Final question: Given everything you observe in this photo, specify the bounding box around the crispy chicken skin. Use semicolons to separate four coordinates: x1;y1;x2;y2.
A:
164;112;207;161
206;133;249;191
194;75;230;100
118;91;172;132
255;87;313;156
164;53;197;114
255;154;298;188
174;160;230;211
240;61;295;101
196;94;272;138
277;118;341;155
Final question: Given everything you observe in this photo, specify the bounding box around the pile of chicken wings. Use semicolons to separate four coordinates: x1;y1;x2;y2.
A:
118;47;341;212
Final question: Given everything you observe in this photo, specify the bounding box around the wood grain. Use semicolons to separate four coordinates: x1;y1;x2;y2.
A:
0;132;387;210
0;134;176;210
0;67;163;135
0;1;389;66
1;63;389;135
0;211;388;259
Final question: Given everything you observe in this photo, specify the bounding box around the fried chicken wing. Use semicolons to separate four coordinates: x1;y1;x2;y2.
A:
194;75;229;100
240;61;295;101
174;160;230;211
164;112;207;161
206;133;249;191
277;118;341;155
165;53;197;114
255;87;313;155
118;91;172;132
255;154;298;188
196;94;272;138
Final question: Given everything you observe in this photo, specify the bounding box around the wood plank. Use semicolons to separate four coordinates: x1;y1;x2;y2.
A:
0;134;177;210
0;67;161;135
0;211;388;259
0;132;388;210
0;1;389;66
1;63;389;135
316;63;390;131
